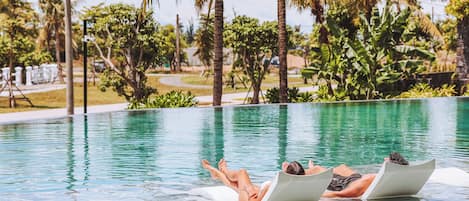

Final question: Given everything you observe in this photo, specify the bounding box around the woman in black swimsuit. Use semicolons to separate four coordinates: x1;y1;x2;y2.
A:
308;152;409;198
202;159;307;201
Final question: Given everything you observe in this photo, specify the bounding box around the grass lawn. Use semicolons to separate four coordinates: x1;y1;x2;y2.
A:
181;74;309;88
0;73;314;114
0;76;212;113
0;83;126;113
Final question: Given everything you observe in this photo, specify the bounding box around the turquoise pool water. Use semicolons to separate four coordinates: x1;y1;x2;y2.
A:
0;98;468;200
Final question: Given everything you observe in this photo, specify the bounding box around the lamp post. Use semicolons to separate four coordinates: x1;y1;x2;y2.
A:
83;19;88;114
83;19;94;114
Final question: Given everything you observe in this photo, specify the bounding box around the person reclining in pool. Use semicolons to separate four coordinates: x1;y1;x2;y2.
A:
202;159;318;201
306;152;409;198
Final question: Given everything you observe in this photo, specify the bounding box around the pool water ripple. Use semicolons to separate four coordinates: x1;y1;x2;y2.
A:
1;98;468;200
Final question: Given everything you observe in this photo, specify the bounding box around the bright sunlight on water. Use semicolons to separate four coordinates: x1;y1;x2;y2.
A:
0;97;468;200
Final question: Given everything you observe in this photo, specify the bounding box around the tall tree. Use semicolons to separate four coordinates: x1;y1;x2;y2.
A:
176;14;181;72
38;0;65;83
447;0;469;79
213;0;224;106
0;0;37;108
64;0;74;115
185;19;196;45
225;16;280;104
83;4;166;104
278;0;288;103
194;14;214;71
195;0;223;106
290;0;328;44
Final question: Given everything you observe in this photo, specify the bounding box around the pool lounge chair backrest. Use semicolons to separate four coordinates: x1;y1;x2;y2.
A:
262;168;333;201
361;159;436;200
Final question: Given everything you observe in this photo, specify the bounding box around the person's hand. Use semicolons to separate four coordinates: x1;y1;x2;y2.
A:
308;160;315;169
282;161;289;172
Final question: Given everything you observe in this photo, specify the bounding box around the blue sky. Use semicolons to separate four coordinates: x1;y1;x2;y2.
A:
66;0;449;33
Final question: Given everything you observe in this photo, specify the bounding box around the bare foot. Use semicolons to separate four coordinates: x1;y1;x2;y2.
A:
218;158;228;173
282;161;289;172
309;160;315;169
202;160;220;179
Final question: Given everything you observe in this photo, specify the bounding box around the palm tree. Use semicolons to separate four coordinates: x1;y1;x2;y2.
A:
291;0;442;42
38;0;65;83
290;0;328;44
195;0;223;106
278;0;288;103
64;0;73;115
391;0;443;41
141;0;155;17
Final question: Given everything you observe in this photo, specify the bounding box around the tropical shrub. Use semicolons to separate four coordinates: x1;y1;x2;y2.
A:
435;84;457;97
129;91;198;109
398;83;456;98
309;2;435;100
295;91;315;103
265;87;300;103
314;86;349;102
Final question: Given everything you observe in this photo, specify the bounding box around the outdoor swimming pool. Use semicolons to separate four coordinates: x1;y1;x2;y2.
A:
0;97;468;200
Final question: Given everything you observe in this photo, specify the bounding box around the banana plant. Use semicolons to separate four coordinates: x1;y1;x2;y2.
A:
311;1;435;100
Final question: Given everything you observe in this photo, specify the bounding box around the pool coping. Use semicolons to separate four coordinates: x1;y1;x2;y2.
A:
1;96;468;126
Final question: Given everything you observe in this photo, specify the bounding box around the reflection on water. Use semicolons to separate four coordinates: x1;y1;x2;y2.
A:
199;107;225;180
457;99;469;157
314;100;433;167
66;117;76;191
0;98;468;200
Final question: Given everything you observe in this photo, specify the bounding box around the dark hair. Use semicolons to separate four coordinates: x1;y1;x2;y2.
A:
389;152;409;165
286;161;305;175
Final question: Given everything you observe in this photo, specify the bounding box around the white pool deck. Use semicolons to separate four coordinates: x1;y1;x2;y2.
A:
0;103;128;125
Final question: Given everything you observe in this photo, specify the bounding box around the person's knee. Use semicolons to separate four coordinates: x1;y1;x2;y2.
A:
239;168;248;175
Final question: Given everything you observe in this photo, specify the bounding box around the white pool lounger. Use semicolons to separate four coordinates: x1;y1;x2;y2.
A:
191;168;333;201
192;159;469;201
361;159;436;200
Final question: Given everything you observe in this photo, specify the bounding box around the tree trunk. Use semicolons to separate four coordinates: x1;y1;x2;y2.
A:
8;33;16;108
55;21;65;83
213;0;224;106
64;0;74;115
176;14;181;72
251;82;261;104
462;17;469;77
278;0;288;103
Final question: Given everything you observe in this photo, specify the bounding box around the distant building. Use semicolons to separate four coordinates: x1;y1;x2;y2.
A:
184;47;233;67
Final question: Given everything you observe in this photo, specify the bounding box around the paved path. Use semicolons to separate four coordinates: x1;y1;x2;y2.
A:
0;74;318;125
153;74;212;89
0;84;66;96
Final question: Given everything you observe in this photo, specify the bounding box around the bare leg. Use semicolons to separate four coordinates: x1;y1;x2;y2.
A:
333;164;357;177
234;168;260;199
202;160;239;191
219;158;246;182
